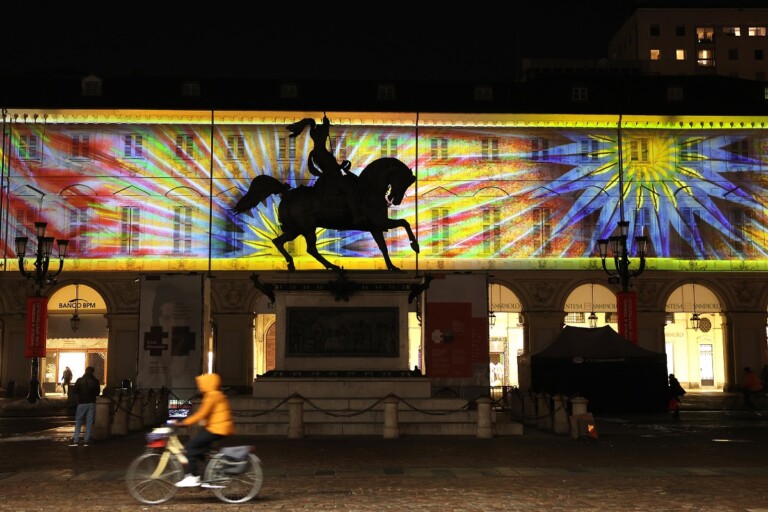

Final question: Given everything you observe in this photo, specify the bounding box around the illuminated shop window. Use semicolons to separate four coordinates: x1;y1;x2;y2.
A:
124;133;143;159
531;138;549;161
173;206;193;254
379;137;399;158
481;137;499;160
482;207;501;255
18;133;40;160
226;135;246;160
69;208;89;255
431;208;449;254
696;26;714;43
430;137;448;160
175;135;196;160
532;207;552;255
71;134;91;160
120;206;141;254
277;135;295;162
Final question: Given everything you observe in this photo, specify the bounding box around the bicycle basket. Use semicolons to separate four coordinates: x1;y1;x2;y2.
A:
145;427;171;448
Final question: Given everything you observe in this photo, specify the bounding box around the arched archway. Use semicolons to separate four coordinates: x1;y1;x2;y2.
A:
488;283;524;387
664;283;724;390
564;283;617;329
45;284;108;395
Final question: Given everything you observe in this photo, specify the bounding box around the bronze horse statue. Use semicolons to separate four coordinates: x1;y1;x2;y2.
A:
233;157;419;271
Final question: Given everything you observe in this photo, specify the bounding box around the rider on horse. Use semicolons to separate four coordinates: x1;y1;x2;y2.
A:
287;114;365;224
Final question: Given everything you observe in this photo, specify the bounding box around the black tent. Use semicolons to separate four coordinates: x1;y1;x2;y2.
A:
531;326;668;412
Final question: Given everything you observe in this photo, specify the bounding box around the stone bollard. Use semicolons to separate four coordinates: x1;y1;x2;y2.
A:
475;397;493;438
111;391;130;436
383;395;400;439
521;392;537;426
128;390;144;431
569;396;590;439
552;394;570;434
143;389;157;426
157;387;170;422
536;393;552;430
93;395;111;440
287;395;304;439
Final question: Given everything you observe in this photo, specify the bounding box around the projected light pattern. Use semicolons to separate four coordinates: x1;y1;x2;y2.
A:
2;114;767;272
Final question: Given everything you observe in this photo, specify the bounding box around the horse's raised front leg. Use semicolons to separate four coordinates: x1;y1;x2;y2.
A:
272;232;298;271
303;230;342;271
371;231;400;271
385;218;420;255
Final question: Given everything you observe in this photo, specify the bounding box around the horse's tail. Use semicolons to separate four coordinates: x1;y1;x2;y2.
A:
287;118;316;138
232;175;291;215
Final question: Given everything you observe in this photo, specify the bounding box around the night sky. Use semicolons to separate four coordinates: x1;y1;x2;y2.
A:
2;2;642;80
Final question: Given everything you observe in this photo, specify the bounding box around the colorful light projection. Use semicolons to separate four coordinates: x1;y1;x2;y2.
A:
2;111;768;272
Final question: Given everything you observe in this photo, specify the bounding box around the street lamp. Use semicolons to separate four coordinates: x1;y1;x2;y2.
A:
15;221;69;403
597;220;648;343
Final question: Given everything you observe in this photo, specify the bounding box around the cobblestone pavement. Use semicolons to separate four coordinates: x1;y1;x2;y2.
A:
1;408;768;511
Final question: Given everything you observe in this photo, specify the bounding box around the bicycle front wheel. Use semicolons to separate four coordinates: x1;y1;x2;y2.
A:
204;453;263;504
126;452;184;504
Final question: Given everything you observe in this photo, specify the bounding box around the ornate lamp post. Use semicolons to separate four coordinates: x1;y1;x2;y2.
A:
597;220;648;343
15;221;68;403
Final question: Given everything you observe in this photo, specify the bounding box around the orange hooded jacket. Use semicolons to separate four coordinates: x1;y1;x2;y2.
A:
179;373;235;436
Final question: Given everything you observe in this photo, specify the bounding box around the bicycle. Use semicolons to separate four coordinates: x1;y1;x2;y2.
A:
721;391;768;416
126;423;263;505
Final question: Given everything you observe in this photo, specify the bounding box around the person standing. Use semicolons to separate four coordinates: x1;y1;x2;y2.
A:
742;366;763;409
60;366;73;396
69;366;100;447
668;374;686;420
172;373;234;487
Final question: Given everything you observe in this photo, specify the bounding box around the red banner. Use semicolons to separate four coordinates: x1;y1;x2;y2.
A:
616;291;638;344
25;296;48;358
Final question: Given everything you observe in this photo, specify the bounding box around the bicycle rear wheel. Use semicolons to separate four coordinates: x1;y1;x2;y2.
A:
204;453;263;504
126;452;184;504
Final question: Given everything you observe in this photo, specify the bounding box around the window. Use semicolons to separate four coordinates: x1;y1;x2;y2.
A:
728;48;738;60
280;82;298;99
277;135;296;162
18;134;40;160
377;84;396;101
756;49;765;60
679;139;701;162
723;26;741;36
675;26;685;37
181;82;201;97
173;206;193;254
650;24;660;36
676;49;686;60
124;133;144;158
175;135;195;160
15;208;36;240
387;207;401;253
629;139;649;162
531;138;549;161
430;137;448;160
696;27;714;42
580;139;599;162
667;87;684;101
650;49;660;60
532;207;551;255
329;135;348;161
482;207;501;255
480;137;499;160
379;137;399;158
474;86;493;102
226;135;246;160
580;208;599;253
748;26;767;37
69;208;89;255
635;207;653;256
431;208;449;254
697;49;715;67
572;87;588;101
605;312;619;323
71;134;91;159
223;218;243;255
81;76;102;96
565;312;585;324
728;139;749;161
120;206;140;254
679;207;702;257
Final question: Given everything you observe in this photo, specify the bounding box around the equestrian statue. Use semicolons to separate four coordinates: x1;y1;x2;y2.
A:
233;115;419;271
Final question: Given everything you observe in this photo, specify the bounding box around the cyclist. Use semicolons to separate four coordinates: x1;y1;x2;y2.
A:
742;366;763;409
171;373;234;487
